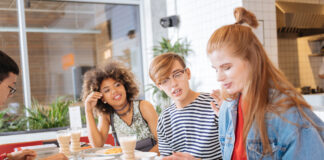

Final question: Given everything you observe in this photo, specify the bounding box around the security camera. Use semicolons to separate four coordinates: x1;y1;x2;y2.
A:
160;15;180;28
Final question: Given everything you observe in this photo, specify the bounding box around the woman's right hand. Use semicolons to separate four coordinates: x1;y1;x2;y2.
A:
7;149;36;160
85;92;103;113
210;89;223;117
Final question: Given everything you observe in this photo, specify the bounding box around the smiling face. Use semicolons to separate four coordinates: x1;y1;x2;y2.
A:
158;60;191;103
0;72;17;105
208;48;251;95
100;78;127;108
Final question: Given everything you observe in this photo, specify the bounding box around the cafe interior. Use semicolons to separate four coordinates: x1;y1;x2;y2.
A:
0;0;324;159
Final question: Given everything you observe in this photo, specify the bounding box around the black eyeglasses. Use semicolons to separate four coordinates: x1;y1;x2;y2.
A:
8;85;16;95
159;68;187;87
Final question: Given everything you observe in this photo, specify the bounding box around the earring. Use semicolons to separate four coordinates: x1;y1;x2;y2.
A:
103;101;107;104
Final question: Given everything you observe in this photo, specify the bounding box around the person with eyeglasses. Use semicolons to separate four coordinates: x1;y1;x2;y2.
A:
0;50;67;160
149;52;222;160
0;52;18;106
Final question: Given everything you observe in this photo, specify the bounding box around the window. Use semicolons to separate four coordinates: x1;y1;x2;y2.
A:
0;0;25;132
0;0;144;133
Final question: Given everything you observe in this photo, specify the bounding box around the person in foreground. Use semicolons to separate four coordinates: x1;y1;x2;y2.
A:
149;53;222;160
0;50;67;160
82;60;159;153
207;7;324;160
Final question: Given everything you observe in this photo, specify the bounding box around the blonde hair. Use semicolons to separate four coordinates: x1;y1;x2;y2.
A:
207;7;319;155
149;52;186;84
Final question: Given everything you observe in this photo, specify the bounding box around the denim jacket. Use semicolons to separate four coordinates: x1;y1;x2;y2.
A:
218;90;324;160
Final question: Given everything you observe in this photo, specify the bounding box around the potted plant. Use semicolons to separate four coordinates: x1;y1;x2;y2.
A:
0;109;26;132
25;97;73;130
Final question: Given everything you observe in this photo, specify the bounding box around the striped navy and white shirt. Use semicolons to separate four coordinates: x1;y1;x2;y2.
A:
157;93;222;159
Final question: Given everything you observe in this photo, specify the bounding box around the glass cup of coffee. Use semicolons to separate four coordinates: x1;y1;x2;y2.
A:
118;134;137;160
56;129;71;157
70;128;81;153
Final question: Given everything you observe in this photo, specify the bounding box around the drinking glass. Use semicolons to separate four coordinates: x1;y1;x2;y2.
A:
70;128;81;153
118;134;137;160
56;129;71;157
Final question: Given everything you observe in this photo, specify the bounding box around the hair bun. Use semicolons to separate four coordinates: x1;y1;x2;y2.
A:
234;7;258;28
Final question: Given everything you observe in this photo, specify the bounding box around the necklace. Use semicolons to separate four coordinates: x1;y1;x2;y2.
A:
114;102;129;112
116;102;132;117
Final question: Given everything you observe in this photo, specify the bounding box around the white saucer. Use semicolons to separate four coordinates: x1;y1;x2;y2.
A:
121;151;157;160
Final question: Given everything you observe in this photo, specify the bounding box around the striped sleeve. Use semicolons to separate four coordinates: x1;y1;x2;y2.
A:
157;113;173;156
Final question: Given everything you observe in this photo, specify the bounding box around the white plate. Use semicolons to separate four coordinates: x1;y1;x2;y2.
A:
135;151;157;158
95;147;122;156
87;157;115;160
120;151;157;160
82;146;122;157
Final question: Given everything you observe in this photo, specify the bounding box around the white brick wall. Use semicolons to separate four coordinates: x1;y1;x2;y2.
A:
163;0;278;93
164;0;242;93
148;0;323;99
243;0;278;67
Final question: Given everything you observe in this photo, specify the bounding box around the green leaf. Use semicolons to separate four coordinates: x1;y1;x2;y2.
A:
24;96;73;130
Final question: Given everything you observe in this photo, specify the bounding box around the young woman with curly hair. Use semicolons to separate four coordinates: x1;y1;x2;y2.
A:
82;60;159;153
207;7;324;159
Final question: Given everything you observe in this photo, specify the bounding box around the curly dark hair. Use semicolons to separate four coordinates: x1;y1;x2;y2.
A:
82;60;139;114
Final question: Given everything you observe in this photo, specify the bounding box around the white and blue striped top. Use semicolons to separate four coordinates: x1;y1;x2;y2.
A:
157;93;222;159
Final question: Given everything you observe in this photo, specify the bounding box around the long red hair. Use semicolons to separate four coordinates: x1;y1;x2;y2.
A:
207;7;319;154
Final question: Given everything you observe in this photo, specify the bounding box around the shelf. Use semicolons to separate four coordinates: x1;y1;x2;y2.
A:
308;36;324;42
309;53;324;57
